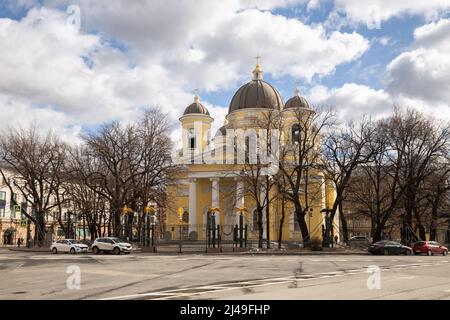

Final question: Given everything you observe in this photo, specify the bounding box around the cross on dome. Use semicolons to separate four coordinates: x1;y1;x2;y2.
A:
252;54;263;80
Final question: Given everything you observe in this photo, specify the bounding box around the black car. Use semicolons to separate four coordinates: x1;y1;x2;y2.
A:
368;241;412;255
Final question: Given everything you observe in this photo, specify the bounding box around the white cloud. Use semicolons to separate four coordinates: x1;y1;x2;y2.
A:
0;2;371;142
386;18;450;106
307;83;392;121
330;0;450;29
43;0;369;86
0;93;83;144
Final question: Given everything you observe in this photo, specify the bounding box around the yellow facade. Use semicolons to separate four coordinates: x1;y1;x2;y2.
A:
166;64;339;244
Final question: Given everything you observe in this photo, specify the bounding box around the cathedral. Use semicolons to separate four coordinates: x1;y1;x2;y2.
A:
166;62;339;244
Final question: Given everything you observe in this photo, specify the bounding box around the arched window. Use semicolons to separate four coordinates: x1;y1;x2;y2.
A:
188;128;196;149
245;136;250;163
291;124;300;144
252;209;259;231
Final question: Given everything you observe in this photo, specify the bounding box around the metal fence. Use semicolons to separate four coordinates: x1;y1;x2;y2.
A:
149;223;261;253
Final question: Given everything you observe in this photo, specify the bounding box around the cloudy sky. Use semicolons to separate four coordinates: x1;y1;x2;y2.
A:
0;0;449;143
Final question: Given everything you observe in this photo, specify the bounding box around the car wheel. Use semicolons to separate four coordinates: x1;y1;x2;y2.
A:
443;250;448;256
70;248;76;254
405;250;411;256
113;247;121;255
427;250;432;256
92;246;100;254
384;249;389;256
52;247;58;254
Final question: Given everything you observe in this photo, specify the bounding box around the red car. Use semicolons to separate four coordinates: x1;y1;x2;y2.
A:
412;241;448;256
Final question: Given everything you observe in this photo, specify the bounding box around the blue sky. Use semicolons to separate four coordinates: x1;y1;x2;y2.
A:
0;0;449;142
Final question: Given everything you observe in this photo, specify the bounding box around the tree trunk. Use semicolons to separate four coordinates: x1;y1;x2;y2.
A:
339;202;348;244
257;208;264;248
295;209;309;244
278;195;285;249
430;202;438;241
34;213;46;247
373;225;383;243
265;197;270;249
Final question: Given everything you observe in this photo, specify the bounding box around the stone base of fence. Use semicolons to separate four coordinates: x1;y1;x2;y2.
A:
141;246;157;253
206;247;222;253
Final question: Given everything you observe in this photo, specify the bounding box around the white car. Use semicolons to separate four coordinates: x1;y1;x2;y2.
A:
51;239;89;254
91;237;132;255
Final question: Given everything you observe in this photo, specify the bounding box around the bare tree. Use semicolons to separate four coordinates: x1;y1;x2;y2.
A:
238;110;281;248
0;127;67;246
278;106;335;244
71;108;174;239
321;117;377;243
385;108;449;240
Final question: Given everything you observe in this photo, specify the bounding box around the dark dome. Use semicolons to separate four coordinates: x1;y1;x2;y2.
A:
285;95;310;109
229;79;284;114
183;98;210;116
215;125;227;137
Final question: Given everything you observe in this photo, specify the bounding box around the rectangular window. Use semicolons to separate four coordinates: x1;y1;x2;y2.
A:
0;191;5;201
0;207;5;218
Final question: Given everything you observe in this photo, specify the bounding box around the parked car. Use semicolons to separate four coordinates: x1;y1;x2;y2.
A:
91;237;132;255
51;239;89;254
348;236;371;248
368;241;412;255
412;241;448;256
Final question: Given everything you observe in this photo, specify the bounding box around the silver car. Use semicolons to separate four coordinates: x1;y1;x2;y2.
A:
91;237;132;255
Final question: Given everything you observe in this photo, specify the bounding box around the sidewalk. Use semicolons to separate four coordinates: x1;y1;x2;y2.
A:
8;247;50;253
5;246;369;255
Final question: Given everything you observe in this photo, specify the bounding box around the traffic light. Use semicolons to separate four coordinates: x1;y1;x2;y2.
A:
20;219;29;228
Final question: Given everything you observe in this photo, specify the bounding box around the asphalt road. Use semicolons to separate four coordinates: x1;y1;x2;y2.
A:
0;248;449;300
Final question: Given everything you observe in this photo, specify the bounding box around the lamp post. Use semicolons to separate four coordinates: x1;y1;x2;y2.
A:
321;207;332;248
235;206;248;248
144;205;156;248
308;207;313;244
66;211;76;239
208;207;221;248
122;205;134;242
177;207;185;253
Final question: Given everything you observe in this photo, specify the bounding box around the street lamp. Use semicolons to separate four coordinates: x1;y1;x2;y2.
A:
144;205;156;247
207;207;221;248
308;207;313;244
320;207;332;248
177;207;187;253
235;206;248;248
122;205;134;242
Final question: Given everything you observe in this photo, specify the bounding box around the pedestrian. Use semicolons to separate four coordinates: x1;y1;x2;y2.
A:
17;238;21;247
334;235;338;245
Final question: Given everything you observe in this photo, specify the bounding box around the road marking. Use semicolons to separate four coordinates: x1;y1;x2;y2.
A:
101;261;446;300
397;276;416;280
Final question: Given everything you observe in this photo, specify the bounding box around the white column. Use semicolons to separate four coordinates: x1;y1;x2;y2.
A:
235;179;245;225
260;187;267;239
188;178;197;233
211;178;220;225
